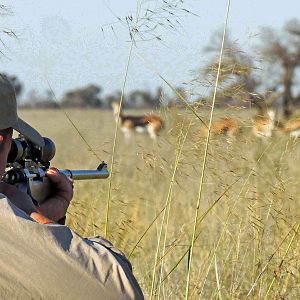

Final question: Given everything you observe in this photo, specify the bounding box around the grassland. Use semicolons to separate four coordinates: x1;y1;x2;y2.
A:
19;108;300;299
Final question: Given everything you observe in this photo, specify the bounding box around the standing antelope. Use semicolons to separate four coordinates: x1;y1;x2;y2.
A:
280;118;300;138
252;110;275;138
199;117;240;140
111;102;164;140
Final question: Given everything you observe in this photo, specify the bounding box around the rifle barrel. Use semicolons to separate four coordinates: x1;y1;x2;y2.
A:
60;168;109;180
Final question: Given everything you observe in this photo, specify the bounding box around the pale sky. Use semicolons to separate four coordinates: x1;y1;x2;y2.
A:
0;0;299;100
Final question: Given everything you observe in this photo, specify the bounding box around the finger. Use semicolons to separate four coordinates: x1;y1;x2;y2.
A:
68;177;74;186
46;168;73;201
51;168;74;186
46;167;70;182
46;168;72;189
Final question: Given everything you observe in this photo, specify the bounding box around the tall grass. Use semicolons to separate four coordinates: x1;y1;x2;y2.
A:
20;107;300;299
185;1;231;298
105;0;199;240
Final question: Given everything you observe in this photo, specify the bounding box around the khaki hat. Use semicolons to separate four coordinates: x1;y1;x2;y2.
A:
0;74;44;147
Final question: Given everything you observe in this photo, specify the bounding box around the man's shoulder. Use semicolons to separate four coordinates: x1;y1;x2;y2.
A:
0;192;32;221
0;195;144;299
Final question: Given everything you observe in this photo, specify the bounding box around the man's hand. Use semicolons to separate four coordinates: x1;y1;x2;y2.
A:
0;168;73;224
36;168;74;222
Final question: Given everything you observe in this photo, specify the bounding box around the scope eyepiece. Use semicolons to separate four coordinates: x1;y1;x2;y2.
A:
7;136;56;164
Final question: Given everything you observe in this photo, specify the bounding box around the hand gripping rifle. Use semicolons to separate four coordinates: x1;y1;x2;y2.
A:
2;135;109;205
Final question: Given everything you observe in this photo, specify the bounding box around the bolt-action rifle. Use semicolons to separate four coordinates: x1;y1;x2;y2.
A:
2;135;109;205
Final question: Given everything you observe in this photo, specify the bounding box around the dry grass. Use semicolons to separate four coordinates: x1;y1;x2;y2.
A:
19;108;300;299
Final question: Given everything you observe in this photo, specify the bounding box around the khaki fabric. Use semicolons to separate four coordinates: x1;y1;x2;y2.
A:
0;193;144;300
0;74;44;147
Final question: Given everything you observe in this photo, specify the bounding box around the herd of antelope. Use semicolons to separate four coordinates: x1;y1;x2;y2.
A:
201;110;300;140
111;102;300;141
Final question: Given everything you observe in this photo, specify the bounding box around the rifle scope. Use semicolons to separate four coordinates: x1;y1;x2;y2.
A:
7;136;56;164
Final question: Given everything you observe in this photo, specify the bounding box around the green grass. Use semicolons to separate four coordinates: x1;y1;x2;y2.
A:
19;108;300;299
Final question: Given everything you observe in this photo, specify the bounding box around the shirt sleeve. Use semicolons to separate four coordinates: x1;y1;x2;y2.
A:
46;224;145;300
83;235;145;300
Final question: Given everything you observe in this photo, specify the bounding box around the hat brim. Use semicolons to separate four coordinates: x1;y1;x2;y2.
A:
13;118;45;147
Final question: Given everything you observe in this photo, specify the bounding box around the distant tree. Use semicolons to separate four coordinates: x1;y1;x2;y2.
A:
35;89;58;108
21;89;58;109
259;19;300;118
103;91;122;109
166;87;189;107
103;87;164;109
199;31;260;108
61;84;102;108
127;89;160;108
153;87;163;106
127;90;145;108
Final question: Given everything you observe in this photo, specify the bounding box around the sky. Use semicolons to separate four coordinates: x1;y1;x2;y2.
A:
0;0;299;101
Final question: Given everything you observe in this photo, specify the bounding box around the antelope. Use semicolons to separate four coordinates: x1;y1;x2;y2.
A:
199;117;240;140
252;110;275;138
280;118;300;138
111;102;164;140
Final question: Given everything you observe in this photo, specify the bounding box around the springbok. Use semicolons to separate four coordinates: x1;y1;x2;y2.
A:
252;110;275;138
280;118;300;138
111;102;164;140
199;117;240;140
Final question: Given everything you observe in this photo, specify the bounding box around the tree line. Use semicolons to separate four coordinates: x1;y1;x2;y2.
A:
7;76;184;109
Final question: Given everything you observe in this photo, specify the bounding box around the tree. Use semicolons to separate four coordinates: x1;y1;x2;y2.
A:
167;87;188;108
199;31;259;108
21;89;59;109
103;91;122;109
127;89;161;108
259;19;300;118
61;84;102;108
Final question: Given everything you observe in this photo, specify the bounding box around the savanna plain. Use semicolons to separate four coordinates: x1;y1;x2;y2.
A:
19;107;300;299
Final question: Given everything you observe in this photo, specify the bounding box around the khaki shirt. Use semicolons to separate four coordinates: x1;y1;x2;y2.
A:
0;193;144;300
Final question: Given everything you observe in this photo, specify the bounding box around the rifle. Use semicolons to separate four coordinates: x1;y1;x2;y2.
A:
2;135;109;205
